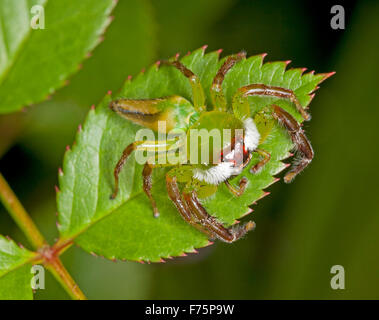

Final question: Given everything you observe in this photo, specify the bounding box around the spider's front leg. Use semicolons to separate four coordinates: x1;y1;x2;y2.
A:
166;174;213;238
231;82;313;181
182;189;255;243
247;105;313;182
166;172;254;242
162;60;206;113
210;51;246;111
271;105;314;183
233;83;311;121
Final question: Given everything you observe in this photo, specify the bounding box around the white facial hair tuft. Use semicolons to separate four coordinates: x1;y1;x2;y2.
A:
243;117;260;151
193;162;242;185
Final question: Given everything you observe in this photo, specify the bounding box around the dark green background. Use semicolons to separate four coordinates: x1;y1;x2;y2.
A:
1;0;378;299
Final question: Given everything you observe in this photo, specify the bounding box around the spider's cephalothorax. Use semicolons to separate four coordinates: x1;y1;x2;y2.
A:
109;52;314;243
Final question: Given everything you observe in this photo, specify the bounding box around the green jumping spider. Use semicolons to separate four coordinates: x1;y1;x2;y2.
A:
109;51;319;243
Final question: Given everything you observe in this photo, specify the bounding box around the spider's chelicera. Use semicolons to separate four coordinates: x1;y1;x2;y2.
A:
109;52;314;243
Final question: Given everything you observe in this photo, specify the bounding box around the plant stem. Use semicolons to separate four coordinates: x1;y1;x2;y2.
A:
45;257;87;300
0;171;87;300
0;172;45;249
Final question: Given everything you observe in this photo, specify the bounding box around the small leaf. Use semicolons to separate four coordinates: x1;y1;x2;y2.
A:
57;48;332;262
0;235;37;299
0;0;117;114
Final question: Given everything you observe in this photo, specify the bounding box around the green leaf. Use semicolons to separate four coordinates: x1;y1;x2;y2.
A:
57;48;332;262
0;235;37;299
0;0;117;114
18;0;157;166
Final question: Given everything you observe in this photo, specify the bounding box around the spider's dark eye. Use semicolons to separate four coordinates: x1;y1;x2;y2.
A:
220;139;251;168
242;143;251;167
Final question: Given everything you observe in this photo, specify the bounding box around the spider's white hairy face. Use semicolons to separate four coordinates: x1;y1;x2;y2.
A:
193;118;260;185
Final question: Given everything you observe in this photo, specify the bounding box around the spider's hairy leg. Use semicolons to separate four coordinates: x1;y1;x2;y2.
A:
210;51;246;112
162;60;206;113
143;154;181;217
143;163;160;218
233;83;311;121
183;190;255;243
166;173;213;238
110;140;176;200
224;177;248;197
110;95;195;132
250;148;271;174
271;105;314;183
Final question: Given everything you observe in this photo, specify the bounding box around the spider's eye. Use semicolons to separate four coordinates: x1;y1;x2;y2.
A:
242;143;250;163
220;139;251;168
242;143;252;167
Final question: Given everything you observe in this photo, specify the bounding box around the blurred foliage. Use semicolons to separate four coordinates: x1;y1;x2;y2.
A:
0;0;116;113
0;0;378;299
